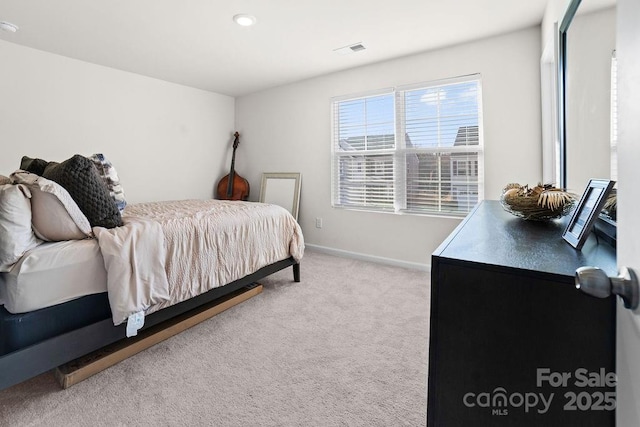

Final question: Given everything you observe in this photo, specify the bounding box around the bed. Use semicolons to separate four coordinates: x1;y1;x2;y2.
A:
0;156;304;390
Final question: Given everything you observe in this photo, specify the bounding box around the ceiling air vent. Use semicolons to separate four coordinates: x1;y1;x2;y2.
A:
333;42;366;55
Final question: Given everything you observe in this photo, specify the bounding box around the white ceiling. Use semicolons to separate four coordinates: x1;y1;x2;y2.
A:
0;0;554;97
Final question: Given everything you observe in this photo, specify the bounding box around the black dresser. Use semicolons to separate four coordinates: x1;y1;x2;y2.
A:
427;200;616;426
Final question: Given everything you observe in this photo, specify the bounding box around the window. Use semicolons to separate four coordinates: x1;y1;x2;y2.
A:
331;75;483;217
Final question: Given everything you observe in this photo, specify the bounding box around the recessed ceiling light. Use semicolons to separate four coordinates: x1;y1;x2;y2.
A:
0;21;19;33
233;14;256;27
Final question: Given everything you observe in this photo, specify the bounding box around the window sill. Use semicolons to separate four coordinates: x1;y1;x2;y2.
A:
332;204;469;220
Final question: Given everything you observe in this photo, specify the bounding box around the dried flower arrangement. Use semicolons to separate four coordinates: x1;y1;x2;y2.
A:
601;189;617;220
500;183;576;221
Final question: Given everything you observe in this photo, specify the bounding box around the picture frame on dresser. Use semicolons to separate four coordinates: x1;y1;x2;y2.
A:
563;179;616;250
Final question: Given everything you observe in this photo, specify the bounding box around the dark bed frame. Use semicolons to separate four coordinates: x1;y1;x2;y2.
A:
0;258;300;391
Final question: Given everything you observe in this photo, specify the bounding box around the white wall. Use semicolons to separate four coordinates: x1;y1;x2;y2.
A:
0;40;235;203
542;0;572;51
236;27;542;267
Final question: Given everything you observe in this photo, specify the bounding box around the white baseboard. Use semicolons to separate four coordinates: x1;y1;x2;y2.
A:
305;243;430;271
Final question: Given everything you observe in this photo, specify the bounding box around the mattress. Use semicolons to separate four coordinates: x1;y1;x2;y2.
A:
0;239;107;314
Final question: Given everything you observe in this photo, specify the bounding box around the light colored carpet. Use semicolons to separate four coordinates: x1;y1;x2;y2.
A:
0;250;430;427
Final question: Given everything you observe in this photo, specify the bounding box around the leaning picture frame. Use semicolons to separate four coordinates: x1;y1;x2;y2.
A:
259;172;301;221
563;179;616;250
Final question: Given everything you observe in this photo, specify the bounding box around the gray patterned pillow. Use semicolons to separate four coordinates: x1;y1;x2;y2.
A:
42;155;122;228
88;153;127;213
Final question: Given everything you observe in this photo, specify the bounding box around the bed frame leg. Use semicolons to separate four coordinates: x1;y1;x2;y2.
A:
293;263;301;282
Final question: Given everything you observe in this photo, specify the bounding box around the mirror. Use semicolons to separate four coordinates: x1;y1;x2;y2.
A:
558;0;617;192
259;173;301;221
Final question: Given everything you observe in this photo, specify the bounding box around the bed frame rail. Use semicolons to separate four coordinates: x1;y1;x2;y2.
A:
0;258;299;391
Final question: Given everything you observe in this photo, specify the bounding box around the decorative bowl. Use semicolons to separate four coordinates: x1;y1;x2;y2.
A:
499;183;576;221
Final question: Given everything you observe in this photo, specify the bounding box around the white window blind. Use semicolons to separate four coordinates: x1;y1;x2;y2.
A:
332;92;396;210
331;75;483;216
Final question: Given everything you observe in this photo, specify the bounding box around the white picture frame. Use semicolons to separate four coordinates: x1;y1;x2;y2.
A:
259;172;301;221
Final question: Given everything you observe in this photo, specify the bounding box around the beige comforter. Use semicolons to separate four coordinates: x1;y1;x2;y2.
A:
93;200;305;325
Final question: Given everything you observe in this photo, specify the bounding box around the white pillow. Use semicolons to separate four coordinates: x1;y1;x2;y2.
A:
11;171;93;241
0;184;41;272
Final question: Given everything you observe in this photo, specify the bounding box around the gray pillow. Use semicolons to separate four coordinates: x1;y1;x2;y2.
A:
20;156;49;176
42;155;122;228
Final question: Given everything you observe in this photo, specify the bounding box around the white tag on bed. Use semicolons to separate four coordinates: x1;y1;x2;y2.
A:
126;311;145;337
